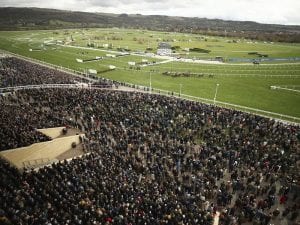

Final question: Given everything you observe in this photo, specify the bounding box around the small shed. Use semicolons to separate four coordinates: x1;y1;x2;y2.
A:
157;42;172;55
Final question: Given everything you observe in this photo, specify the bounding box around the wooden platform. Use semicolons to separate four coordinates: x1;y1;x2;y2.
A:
37;127;66;139
38;127;83;139
0;127;85;170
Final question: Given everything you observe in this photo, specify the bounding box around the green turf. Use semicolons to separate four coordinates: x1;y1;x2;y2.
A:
0;28;299;121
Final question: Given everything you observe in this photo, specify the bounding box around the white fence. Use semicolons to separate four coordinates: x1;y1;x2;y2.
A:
271;85;300;93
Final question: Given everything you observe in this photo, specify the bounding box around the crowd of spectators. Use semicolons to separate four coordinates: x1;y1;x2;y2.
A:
0;92;63;150
0;86;299;225
0;57;115;88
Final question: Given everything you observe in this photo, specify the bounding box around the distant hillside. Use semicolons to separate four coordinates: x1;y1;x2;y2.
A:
1;7;300;42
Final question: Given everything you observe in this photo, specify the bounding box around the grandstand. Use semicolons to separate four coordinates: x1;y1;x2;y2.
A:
0;56;299;225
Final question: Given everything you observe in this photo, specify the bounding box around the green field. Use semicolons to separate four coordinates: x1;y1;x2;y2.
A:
0;28;300;121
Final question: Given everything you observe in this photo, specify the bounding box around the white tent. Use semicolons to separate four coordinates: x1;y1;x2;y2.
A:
128;61;136;66
106;54;116;58
88;69;97;74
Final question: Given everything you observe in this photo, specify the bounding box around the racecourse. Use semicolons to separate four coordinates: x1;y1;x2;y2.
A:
0;28;299;119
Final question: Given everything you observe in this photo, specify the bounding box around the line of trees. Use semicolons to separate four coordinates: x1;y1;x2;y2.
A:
0;7;299;43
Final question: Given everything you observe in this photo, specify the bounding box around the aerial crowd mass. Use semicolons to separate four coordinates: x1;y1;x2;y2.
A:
0;57;299;225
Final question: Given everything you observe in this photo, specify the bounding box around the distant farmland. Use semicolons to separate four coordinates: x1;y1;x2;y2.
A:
0;28;299;121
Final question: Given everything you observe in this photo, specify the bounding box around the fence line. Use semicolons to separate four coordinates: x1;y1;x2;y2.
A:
1;49;299;124
270;85;300;93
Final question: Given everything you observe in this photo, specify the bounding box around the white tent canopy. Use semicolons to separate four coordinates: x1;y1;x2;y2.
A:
88;69;97;74
128;61;135;66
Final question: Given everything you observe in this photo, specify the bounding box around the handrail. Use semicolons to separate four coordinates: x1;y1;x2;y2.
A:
0;84;113;92
22;157;54;169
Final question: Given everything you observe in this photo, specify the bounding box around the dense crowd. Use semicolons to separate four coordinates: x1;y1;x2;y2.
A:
0;92;63;150
0;86;299;225
0;57;115;88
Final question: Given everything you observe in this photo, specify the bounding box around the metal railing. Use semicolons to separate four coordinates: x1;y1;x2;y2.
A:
0;83;115;92
22;158;58;169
